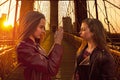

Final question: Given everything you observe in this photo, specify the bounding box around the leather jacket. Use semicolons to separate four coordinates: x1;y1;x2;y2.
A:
16;38;63;80
74;46;116;80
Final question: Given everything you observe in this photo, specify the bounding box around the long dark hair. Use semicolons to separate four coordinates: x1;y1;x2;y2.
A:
84;18;107;48
77;18;109;55
18;11;45;42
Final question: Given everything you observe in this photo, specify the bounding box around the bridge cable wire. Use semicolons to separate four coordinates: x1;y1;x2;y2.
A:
103;0;119;49
0;0;9;6
7;0;12;20
103;0;120;32
103;1;120;33
58;1;71;26
97;1;120;42
105;0;120;10
105;1;120;33
109;9;120;32
87;1;91;18
103;0;120;33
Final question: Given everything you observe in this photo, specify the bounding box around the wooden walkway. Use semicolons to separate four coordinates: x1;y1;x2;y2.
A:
41;32;77;80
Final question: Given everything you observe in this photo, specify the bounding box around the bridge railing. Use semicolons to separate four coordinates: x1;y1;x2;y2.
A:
0;47;17;80
64;32;120;80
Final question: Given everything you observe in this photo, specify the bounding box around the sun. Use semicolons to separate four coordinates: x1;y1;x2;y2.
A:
4;21;9;27
2;21;13;31
4;21;12;27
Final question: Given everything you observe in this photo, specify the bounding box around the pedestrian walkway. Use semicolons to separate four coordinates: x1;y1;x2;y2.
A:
41;32;77;80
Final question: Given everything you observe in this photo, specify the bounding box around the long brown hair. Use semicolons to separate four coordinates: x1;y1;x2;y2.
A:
77;18;109;56
18;11;45;42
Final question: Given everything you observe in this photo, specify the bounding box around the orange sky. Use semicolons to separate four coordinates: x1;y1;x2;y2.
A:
0;0;20;26
0;0;120;33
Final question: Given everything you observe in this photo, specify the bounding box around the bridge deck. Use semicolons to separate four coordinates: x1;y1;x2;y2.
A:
41;33;77;80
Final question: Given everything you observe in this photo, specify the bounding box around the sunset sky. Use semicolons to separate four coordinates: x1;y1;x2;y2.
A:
0;0;120;33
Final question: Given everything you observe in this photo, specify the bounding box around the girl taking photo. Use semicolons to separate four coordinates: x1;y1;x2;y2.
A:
16;11;63;80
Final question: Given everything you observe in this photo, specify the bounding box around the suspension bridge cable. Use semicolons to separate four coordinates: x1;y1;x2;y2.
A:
59;0;93;27
70;1;76;16
35;1;50;27
106;12;118;33
87;1;91;18
104;0;120;10
38;1;41;11
37;1;41;11
103;0;111;33
7;0;12;20
109;9;120;32
87;0;119;49
66;1;70;16
95;0;98;19
80;0;94;18
114;10;120;31
69;1;75;21
107;10;118;33
0;0;9;6
65;1;74;18
102;0;120;48
58;0;75;28
95;2;115;46
98;0;120;33
64;1;70;17
67;1;72;16
58;1;72;26
103;0;120;34
97;3;106;17
107;7;119;33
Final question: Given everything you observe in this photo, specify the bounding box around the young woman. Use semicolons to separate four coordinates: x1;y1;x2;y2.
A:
16;11;63;80
74;18;116;80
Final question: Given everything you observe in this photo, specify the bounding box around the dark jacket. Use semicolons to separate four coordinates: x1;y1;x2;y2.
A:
74;46;116;80
16;38;63;80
